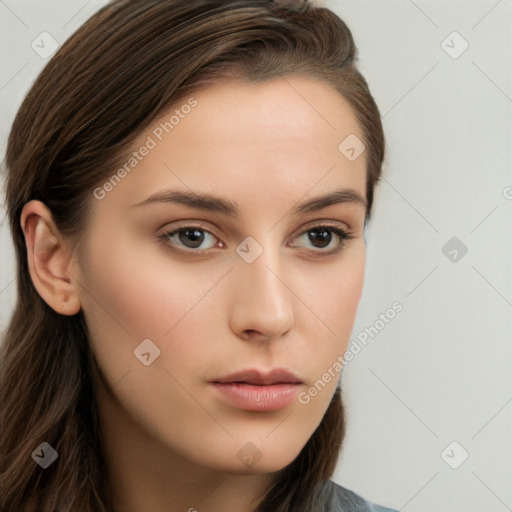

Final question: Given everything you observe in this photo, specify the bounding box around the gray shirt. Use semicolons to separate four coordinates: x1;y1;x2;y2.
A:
328;480;399;512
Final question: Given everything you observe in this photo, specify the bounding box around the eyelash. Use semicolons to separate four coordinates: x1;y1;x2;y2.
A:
157;222;355;258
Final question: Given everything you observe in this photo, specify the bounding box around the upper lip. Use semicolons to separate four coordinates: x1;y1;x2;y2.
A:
211;368;303;385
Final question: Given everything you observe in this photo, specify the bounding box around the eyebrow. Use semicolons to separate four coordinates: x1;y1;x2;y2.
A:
130;187;367;216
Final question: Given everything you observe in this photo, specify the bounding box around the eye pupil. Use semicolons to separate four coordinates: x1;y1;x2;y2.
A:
308;228;332;248
179;228;205;248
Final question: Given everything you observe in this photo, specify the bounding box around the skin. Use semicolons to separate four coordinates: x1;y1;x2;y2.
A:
20;76;368;512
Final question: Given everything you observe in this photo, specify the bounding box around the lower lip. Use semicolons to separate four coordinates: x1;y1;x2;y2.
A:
210;382;301;412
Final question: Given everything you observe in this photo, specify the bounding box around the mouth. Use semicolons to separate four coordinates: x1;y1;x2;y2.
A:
209;368;303;412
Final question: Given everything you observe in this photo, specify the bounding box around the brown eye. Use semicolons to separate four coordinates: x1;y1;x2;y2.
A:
175;228;206;248
157;223;354;257
160;226;218;251
291;225;354;254
308;227;333;249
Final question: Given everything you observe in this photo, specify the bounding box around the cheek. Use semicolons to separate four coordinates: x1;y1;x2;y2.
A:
77;234;233;382
292;244;366;376
330;255;365;338
300;243;366;337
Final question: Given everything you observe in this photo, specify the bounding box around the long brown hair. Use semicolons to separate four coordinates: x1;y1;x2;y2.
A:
0;1;385;510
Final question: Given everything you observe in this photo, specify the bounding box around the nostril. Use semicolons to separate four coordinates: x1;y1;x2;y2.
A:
243;330;271;341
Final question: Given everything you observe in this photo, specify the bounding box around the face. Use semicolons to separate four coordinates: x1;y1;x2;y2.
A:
74;76;367;475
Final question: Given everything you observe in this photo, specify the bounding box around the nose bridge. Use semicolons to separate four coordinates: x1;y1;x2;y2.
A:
230;235;294;340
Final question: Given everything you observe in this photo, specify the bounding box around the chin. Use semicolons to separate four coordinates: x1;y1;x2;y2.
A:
212;456;296;476
187;439;303;476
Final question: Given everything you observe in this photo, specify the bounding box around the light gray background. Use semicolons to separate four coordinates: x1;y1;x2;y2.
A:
1;1;511;511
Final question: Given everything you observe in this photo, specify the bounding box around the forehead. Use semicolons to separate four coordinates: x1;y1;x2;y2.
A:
184;76;364;142
91;76;367;216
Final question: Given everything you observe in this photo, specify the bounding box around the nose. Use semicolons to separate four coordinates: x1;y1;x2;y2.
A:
229;244;294;343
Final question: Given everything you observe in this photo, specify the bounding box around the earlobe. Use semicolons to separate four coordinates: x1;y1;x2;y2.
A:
20;200;82;316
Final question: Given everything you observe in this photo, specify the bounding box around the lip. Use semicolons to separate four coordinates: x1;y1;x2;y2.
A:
210;368;303;386
209;368;303;412
210;382;301;412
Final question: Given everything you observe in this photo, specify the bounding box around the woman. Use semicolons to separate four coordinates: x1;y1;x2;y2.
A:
0;0;397;510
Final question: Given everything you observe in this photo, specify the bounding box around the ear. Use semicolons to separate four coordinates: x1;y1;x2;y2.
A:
20;200;82;315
